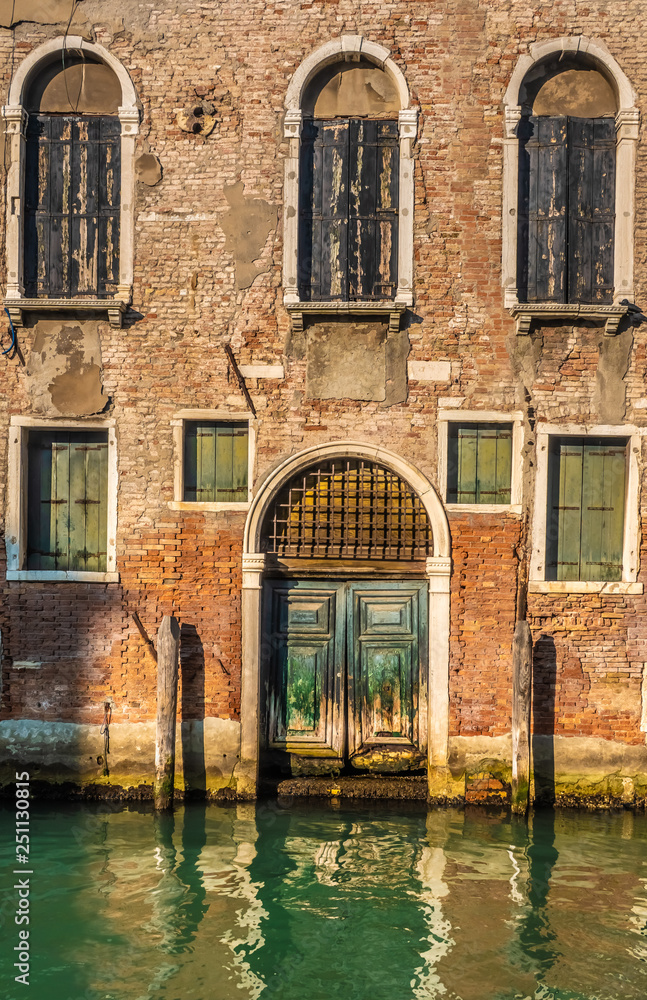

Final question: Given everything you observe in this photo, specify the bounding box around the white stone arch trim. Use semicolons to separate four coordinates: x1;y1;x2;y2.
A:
2;36;140;320
7;35;138;109
502;36;639;312
283;36;418;318
235;441;451;799
244;440;450;557
285;36;411;113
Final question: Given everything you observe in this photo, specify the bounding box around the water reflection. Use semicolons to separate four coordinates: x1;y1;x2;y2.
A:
1;802;646;1000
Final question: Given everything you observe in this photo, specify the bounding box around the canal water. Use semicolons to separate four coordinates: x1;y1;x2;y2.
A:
1;801;646;1000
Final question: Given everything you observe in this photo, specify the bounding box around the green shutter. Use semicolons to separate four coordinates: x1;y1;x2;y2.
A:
27;430;108;572
183;422;248;502
546;438;626;581
447;423;512;504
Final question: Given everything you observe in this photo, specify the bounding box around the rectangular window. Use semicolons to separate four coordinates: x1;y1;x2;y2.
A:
546;437;627;582
298;118;399;302
446;423;513;504
27;430;109;572
183;422;248;503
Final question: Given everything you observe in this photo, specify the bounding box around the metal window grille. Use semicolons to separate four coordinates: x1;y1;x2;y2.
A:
262;459;432;559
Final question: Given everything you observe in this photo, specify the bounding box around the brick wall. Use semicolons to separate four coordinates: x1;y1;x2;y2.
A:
0;1;646;773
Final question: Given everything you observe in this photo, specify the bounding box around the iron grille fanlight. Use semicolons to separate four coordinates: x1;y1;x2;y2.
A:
262;458;432;560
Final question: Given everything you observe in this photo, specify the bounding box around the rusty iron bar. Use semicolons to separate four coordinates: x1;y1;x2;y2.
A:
132;611;158;663
224;344;257;418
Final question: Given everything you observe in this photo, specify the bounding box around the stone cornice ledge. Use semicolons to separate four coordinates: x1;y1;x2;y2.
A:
5;297;128;328
285;299;407;333
529;581;643;595
511;302;629;336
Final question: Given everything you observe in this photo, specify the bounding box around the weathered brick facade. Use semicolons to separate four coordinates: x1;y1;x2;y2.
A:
1;0;647;806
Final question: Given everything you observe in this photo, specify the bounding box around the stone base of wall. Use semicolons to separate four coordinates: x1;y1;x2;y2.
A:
2;724;646;808
0;718;241;798
428;734;647;809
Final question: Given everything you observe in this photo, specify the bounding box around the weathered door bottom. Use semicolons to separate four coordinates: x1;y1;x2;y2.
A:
262;579;428;777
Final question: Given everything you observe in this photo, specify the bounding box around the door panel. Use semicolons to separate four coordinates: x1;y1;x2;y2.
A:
361;643;411;739
348;583;427;761
264;582;344;755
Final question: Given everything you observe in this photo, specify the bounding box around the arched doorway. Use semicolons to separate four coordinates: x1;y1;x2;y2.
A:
238;443;451;795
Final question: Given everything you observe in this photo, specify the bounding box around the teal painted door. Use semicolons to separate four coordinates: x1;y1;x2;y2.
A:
264;579;427;768
264;582;345;757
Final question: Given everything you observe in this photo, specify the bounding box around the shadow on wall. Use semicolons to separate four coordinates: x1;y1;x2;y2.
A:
532;634;557;805
180;624;206;799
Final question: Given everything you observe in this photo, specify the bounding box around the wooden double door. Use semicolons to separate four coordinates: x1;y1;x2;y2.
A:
263;579;428;773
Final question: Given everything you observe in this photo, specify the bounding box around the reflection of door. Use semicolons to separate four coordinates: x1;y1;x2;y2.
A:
263;579;427;772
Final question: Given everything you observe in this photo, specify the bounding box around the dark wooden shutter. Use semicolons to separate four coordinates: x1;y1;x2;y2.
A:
299;120;349;301
183;422;248;502
348;120;399;299
567;118;615;304
447;423;512;504
25;114;120;298
27;431;108;572
525;116;568;303
299;118;398;301
546;438;625;581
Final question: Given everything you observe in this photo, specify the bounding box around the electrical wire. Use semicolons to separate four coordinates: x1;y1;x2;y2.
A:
2;307;16;355
62;0;82;113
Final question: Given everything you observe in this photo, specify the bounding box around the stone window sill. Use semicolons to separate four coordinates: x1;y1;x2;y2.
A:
510;302;629;336
285;299;407;333
169;501;250;513
446;503;523;515
5;297;128;329
529;580;643;595
6;570;120;583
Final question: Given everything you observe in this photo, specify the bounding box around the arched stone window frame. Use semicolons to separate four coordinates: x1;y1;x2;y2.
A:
236;441;452;798
282;36;418;333
2;36;139;328
502;37;639;336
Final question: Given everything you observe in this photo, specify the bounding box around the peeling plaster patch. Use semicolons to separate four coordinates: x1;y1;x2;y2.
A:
0;0;82;27
49;364;106;415
641;665;647;734
220;182;277;290
135;153;163;186
25;321;108;416
594;329;633;424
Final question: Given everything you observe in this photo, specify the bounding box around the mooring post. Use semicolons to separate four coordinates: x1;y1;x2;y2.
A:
512;620;532;815
154;615;180;811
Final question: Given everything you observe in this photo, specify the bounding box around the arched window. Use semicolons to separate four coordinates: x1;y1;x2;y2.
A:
2;37;139;328
502;38;639;335
283;37;417;333
262;457;433;560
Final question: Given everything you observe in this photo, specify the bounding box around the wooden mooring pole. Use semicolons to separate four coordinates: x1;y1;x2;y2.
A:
154;615;180;811
512;620;532;815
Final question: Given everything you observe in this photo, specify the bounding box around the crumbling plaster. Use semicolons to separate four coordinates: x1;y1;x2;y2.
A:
24;320;109;416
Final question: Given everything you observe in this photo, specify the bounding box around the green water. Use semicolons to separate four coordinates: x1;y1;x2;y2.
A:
1;801;646;1000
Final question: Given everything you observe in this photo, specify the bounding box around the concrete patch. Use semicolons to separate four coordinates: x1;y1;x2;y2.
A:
306;322;407;403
